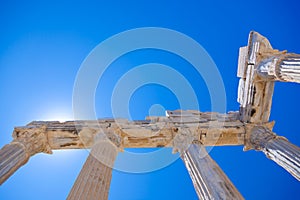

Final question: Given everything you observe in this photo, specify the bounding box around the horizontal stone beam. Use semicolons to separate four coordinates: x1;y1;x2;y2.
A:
11;110;245;150
0;110;249;185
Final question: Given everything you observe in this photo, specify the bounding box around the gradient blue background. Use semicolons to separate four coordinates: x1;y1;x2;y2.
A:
0;0;300;199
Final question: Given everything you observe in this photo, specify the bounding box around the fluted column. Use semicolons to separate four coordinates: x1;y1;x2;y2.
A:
0;142;29;184
257;54;300;83
249;126;300;180
67;136;119;200
181;144;244;200
0;126;52;185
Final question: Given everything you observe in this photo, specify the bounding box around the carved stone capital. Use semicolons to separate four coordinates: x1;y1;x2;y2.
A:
12;125;52;155
172;128;195;154
246;126;300;181
249;126;276;150
94;130;122;150
257;53;300;83
256;56;280;79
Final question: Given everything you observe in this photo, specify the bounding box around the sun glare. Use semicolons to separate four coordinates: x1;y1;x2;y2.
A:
40;109;74;122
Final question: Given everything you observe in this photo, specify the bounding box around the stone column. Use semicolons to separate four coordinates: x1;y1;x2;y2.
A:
67;134;119;200
257;54;300;83
181;144;244;200
249;126;300;180
0;142;29;184
0;126;51;185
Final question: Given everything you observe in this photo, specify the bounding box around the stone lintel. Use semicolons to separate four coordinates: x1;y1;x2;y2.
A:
9;111;246;150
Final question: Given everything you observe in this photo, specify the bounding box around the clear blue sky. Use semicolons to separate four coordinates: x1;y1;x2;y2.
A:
0;0;300;199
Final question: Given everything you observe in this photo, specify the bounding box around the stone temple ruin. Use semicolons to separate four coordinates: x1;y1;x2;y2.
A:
0;32;299;199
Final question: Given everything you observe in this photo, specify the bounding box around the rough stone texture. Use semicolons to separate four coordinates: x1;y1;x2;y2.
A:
181;144;244;200
1;31;300;198
249;126;300;181
67;140;118;200
238;31;300;123
0;126;52;185
249;126;277;150
172;128;194;154
13;125;52;155
237;31;278;123
13;110;245;150
0;110;247;186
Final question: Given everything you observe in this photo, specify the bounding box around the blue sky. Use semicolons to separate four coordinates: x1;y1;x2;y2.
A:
0;0;300;199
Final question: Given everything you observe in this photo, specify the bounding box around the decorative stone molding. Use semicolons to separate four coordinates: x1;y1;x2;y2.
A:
247;126;300;180
237;31;277;123
9;112;245;151
172;128;195;154
1;30;300;199
249;126;277;150
257;54;300;83
13;125;52;155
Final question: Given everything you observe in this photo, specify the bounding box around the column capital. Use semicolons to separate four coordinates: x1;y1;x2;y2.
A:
90;131;120;168
247;126;300;181
172;128;195;154
256;53;300;83
94;130;122;149
12;125;52;155
249;126;277;150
